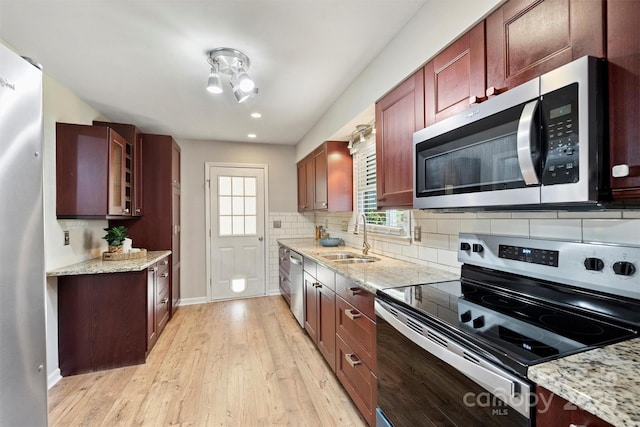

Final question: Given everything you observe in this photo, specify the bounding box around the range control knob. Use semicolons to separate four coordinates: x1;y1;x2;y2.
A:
472;315;485;329
460;310;472;323
472;244;484;253
613;261;636;276
584;257;604;271
460;242;471;251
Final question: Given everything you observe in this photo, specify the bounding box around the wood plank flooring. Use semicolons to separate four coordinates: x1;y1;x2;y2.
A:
48;295;367;427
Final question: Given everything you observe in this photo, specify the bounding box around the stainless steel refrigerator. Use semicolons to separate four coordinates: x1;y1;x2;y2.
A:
0;42;48;425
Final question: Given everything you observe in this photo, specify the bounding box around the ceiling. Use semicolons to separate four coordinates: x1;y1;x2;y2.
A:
0;0;427;145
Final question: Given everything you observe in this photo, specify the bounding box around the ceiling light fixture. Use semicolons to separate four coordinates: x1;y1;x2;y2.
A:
251;112;262;118
206;47;258;103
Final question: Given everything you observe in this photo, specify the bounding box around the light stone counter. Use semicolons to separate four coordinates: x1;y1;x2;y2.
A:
47;250;172;276
277;238;458;294
529;338;640;427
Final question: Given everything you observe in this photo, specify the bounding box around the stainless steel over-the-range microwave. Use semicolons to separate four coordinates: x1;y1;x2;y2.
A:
413;56;609;210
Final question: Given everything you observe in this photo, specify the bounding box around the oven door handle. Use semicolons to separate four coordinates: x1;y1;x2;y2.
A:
375;301;531;419
517;99;540;186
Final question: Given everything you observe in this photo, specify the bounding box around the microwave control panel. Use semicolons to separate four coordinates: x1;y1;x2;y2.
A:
541;83;579;185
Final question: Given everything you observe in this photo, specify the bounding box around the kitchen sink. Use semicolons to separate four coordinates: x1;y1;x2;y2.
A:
321;252;379;263
334;258;378;264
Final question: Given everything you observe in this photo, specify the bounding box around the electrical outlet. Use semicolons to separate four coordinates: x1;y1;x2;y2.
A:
273;220;282;228
64;230;70;246
414;226;422;242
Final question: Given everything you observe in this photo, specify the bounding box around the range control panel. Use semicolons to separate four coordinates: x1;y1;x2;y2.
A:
458;233;640;300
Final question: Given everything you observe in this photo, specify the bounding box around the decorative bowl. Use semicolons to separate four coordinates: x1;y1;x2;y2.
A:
319;237;343;247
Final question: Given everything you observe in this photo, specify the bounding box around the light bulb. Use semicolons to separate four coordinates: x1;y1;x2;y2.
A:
207;66;222;94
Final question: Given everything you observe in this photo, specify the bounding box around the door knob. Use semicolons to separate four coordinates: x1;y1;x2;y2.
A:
258;236;264;241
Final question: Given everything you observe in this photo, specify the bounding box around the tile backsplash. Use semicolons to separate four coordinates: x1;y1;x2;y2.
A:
269;209;640;292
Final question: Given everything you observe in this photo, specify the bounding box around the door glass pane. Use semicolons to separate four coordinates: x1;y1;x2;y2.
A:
218;175;258;236
219;196;232;215
219;176;232;196
245;177;257;196
232;177;244;196
219;216;232;236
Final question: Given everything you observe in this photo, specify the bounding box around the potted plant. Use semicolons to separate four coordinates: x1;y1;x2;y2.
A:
103;226;129;253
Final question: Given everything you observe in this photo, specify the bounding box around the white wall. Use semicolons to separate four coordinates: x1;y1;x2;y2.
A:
177;138;298;302
296;0;504;160
40;73;111;387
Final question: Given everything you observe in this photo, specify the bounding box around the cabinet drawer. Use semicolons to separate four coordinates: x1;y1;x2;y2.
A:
303;257;317;278
336;275;375;319
336;296;376;372
336;335;377;427
156;268;170;335
316;263;335;291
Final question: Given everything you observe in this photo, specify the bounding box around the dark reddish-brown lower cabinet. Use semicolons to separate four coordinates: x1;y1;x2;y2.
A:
58;271;148;376
336;335;377;427
335;276;377;427
536;386;613;427
304;264;336;372
58;256;171;376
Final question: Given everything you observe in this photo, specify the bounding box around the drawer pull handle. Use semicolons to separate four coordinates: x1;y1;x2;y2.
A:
345;309;361;320
313;282;322;288
345;353;361;368
161;273;169;278
160;298;169;305
161;260;169;265
348;287;361;296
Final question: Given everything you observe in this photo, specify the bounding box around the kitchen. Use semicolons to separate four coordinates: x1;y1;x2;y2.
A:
1;0;640;426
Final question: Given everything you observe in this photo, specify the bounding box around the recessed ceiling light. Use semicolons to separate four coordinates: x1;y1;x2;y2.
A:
251;112;262;118
248;133;257;138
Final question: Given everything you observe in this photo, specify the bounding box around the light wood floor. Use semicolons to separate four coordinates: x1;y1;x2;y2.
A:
48;295;367;427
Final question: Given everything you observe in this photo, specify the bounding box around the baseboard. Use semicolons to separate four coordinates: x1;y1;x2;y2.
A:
48;368;62;390
177;297;208;306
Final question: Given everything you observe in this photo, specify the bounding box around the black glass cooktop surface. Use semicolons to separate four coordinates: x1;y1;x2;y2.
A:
377;266;638;369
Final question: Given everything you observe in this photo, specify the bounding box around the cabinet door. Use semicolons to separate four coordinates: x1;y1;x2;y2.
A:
425;22;486;125
171;184;181;315
608;0;640;199
314;146;328;210
133;133;144;216
535;386;613;427
297;159;314;212
304;272;318;343
317;284;336;372
375;69;425;207
486;0;605;94
107;131;129;216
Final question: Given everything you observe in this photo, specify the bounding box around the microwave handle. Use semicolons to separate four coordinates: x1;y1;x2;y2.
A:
516;99;540;185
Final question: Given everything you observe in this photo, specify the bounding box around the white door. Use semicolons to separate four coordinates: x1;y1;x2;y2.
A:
207;165;266;300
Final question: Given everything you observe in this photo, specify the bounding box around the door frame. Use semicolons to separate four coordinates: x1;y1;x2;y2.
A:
204;162;269;302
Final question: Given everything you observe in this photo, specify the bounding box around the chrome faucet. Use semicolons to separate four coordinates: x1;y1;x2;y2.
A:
358;213;371;255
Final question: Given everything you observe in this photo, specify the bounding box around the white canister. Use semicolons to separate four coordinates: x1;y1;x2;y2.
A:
122;238;133;253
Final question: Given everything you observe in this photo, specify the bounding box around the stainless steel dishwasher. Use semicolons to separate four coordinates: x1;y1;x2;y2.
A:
289;250;304;327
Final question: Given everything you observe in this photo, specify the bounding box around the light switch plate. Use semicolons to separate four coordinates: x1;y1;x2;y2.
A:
414;226;422;242
64;230;70;245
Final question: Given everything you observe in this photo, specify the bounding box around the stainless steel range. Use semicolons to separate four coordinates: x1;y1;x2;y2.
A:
375;233;640;426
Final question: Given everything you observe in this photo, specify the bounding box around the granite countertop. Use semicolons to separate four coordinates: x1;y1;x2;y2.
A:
529;338;640;427
47;250;172;276
278;238;457;294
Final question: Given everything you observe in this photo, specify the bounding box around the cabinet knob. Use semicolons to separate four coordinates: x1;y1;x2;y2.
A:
135;208;141;213
486;86;506;97
612;164;630;178
161;260;169;265
377;197;386;202
322;202;327;208
345;353;362;368
122;208;130;213
161;272;169;278
345;309;361;320
160;298;169;305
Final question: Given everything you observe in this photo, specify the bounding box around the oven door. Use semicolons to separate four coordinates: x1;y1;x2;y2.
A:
375;300;533;426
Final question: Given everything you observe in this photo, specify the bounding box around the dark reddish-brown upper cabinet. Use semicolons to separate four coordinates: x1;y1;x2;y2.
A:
297;141;352;212
93;121;143;216
56;123;133;219
425;21;486;125
375;70;425;208
112;134;181;316
486;0;605;95
607;0;640;200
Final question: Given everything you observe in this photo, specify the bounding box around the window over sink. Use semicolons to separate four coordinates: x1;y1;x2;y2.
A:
353;133;409;237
